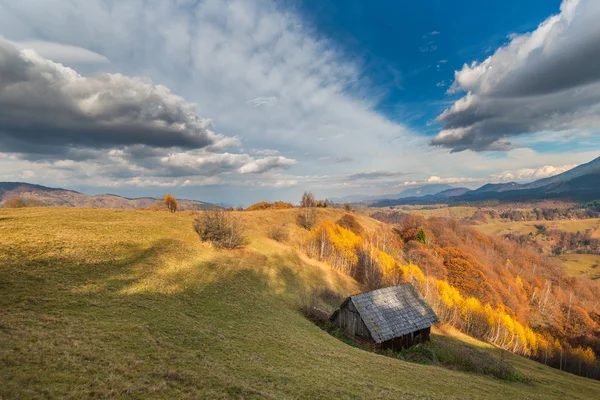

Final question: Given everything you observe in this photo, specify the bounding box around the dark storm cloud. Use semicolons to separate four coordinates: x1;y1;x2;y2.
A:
432;0;600;152
0;37;216;159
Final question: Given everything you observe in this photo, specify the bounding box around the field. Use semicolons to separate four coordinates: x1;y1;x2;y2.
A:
473;218;600;236
558;254;600;280
2;208;600;399
366;206;479;219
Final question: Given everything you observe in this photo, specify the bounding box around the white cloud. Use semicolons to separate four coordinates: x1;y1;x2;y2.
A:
260;179;298;188
238;156;296;174
8;39;109;64
491;164;577;181
247;96;277;107
253;149;279;156
404;176;482;186
433;0;600;152
402;163;578;187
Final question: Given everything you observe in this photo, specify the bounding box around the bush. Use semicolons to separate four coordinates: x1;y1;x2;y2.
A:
267;225;289;242
296;207;316;230
415;229;430;245
193;210;247;249
336;214;364;236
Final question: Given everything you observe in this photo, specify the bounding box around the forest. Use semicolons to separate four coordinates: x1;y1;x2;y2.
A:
297;209;600;379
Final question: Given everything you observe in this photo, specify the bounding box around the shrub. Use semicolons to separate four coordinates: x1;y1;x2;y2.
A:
336;214;364;236
297;206;316;230
415;229;430;245
343;203;353;212
164;193;178;213
268;225;289;242
192;210;247;249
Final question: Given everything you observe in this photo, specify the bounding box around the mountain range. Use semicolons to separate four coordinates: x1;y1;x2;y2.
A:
0;182;216;210
329;184;453;203
3;155;600;209
372;155;600;207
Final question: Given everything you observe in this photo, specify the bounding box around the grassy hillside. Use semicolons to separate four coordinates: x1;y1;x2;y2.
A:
2;208;600;399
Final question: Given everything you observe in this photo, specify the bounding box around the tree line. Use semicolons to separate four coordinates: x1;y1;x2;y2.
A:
298;209;600;380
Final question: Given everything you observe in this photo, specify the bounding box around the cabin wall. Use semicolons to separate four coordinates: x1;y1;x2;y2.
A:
379;327;431;351
333;301;372;341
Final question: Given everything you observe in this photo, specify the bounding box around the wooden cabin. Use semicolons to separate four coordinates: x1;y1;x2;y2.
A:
329;283;439;350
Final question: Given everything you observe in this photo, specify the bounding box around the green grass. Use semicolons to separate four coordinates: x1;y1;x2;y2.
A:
394;331;529;382
2;208;600;399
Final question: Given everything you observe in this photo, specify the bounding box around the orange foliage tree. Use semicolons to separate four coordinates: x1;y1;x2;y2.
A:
163;193;178;213
300;213;600;379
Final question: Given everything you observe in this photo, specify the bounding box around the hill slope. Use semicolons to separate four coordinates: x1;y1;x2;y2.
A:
1;208;599;398
0;182;215;209
523;156;600;189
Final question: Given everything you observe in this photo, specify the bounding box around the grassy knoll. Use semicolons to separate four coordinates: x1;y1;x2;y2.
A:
2;208;600;399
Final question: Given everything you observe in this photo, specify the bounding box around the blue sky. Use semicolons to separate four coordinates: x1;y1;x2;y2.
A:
289;0;562;131
0;0;599;205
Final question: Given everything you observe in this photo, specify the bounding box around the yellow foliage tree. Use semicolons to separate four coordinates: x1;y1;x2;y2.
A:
309;221;361;274
163;193;178;213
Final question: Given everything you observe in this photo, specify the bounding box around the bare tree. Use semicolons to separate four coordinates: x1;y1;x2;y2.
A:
297;191;316;229
300;191;315;208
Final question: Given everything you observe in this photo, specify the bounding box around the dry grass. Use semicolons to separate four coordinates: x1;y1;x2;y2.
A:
475;218;600;236
558;254;600;280
366;206;479;219
1;208;600;399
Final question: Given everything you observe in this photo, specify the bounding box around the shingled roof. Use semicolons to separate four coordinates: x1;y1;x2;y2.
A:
341;284;439;343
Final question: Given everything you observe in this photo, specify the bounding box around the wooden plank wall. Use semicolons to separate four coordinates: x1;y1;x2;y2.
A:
334;302;372;340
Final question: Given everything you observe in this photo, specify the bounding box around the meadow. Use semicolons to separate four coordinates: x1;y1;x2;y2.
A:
558;254;600;280
473;218;600;236
1;208;600;398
